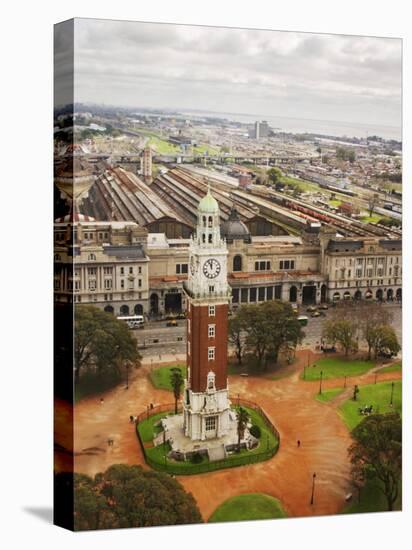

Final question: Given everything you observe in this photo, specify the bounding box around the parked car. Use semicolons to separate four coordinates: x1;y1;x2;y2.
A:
321;344;336;353
319;304;329;310
311;310;321;318
306;305;317;312
166;319;178;327
378;350;397;359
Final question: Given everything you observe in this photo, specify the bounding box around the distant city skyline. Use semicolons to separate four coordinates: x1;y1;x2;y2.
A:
56;18;402;132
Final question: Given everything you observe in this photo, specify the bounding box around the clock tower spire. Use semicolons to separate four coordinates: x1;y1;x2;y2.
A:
183;185;231;441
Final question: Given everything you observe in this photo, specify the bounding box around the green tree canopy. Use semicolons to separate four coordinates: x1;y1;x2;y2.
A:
349;413;402;511
74;305;141;394
65;464;202;530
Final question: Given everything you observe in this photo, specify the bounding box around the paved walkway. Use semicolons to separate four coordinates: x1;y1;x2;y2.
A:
55;352;401;522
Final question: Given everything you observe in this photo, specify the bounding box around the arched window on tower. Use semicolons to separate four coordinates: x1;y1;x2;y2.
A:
233;255;242;272
208;234;213;243
202;234;206;243
208;216;213;228
202;216;207;227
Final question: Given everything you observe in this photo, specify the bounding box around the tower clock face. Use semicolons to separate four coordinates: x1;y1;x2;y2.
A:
203;258;221;279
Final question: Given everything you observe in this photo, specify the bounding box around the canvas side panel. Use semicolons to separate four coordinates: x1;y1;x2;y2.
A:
53;18;75;532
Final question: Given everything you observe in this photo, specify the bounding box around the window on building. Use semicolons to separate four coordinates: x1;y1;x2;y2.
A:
258;287;265;301
208;347;215;361
54;253;61;262
138;266;142;274
232;288;239;303
88;280;96;291
176;264;188;275
87;267;97;276
255;260;271;271
104;279;112;290
120;267;124;275
121;280;125;289
356;268;362;278
103;266;112;275
208;324;215;338
88;253;96;261
266;286;273;300
205;416;217;431
348;270;351;278
138;279;142;288
241;288;248;303
75;281;80;290
208;234;213;243
366;268;373;278
54;280;60;290
249;288;257;302
129;267;133;274
209;285;215;293
233;255;242;272
208;305;215;316
279;260;295;270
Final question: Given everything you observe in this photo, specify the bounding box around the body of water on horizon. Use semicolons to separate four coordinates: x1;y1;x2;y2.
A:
180;110;401;142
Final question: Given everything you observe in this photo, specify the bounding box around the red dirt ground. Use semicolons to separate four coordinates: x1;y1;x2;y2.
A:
55;352;401;521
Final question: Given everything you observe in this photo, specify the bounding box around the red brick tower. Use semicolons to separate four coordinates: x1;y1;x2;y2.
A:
183;185;231;441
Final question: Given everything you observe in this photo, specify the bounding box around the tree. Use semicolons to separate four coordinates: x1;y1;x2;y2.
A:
74;305;141;393
360;302;394;360
368;193;379;217
237;302;304;369
353;384;360;401
236;407;250;452
349;413;402;511
66;464;202;530
322;319;358;357
170;367;184;414
369;325;400;360
228;316;245;365
267;167;282;185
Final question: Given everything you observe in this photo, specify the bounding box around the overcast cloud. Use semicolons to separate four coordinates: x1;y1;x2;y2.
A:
66;18;401;129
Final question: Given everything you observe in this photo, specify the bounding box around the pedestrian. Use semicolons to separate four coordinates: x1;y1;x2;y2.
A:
129;415;134;423
100;398;104;405
297;440;301;448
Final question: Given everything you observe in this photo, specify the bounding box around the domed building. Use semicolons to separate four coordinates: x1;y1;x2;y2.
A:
221;206;252;244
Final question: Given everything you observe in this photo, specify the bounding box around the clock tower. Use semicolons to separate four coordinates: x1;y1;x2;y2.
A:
183;185;231;441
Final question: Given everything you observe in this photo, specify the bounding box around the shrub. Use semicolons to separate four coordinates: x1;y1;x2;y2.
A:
250;425;261;439
190;452;203;464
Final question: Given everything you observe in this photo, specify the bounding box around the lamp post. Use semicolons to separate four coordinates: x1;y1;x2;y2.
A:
390;381;395;406
318;370;323;395
310;472;317;505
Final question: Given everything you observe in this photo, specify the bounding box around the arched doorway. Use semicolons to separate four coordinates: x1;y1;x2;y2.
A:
289;285;297;303
396;288;402;302
302;285;316;305
120;305;129;316
134;304;143;315
354;290;362;301
333;292;340;302
150;293;159;315
104;305;114;314
343;291;351;300
387;288;393;301
320;284;327;303
233;255;242;272
376;289;383;301
165;292;182;314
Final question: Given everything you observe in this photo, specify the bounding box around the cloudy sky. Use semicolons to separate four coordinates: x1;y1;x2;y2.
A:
59;18;401;130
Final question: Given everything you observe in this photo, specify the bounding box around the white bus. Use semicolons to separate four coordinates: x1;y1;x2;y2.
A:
117;315;144;329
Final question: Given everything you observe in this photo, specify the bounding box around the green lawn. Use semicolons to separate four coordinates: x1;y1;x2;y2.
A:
209;493;287;522
149;364;187;391
342;478;401;514
316;387;345;403
301;358;375;381
338;381;402;431
378;362;402;374
360;214;386;224
137;411;169;443
280;175;321;194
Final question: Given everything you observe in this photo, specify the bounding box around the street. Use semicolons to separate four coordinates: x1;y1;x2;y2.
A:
131;303;402;357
